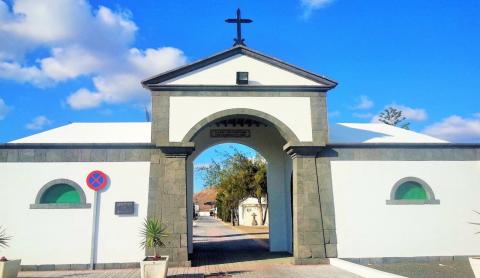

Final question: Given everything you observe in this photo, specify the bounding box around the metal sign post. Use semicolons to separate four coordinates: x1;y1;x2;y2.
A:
90;190;99;270
86;170;108;270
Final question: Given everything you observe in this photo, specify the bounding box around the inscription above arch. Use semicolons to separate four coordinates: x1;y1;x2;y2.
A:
181;108;300;144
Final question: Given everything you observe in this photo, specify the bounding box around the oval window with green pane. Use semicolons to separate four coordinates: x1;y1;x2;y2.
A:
40;184;81;204
30;179;91;209
387;177;440;205
394;181;427;200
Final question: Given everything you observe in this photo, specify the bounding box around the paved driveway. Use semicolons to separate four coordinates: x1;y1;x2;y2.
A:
19;216;359;278
190;216;359;277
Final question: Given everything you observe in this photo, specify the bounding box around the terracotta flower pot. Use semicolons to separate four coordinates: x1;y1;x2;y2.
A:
0;259;21;278
140;256;169;278
470;257;480;278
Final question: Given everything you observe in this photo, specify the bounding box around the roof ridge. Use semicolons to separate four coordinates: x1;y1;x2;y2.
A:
141;46;337;88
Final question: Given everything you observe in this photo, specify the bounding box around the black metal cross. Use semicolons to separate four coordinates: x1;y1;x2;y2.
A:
225;9;253;47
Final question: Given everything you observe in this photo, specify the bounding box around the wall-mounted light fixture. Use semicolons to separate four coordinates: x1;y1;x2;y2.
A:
236;71;249;85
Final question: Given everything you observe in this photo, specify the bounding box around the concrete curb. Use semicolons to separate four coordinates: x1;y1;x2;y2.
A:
330;258;407;278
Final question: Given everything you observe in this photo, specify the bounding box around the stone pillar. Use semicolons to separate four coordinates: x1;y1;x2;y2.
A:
310;95;328;146
147;146;193;267
151;95;169;145
316;156;337;258
286;145;333;265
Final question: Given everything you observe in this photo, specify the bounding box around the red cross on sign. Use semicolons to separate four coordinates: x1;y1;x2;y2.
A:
86;170;108;191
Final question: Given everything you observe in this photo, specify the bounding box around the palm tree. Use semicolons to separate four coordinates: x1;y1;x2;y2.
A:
140;218;168;258
0;226;10;249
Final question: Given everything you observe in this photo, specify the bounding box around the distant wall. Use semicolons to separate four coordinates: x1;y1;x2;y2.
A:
238;197;269;227
331;160;480;258
0;162;150;265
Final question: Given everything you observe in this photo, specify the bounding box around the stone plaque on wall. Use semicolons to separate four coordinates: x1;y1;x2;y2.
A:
210;129;251;138
115;202;135;215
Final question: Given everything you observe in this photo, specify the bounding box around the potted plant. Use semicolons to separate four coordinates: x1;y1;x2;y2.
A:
139;218;169;278
0;226;21;278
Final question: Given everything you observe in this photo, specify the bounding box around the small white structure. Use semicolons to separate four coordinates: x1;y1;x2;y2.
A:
238;197;268;226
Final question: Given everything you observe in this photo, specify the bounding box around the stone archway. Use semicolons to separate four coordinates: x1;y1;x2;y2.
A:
184;112;294;257
146;104;337;266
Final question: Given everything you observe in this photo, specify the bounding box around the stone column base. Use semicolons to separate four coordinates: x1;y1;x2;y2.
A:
292;258;330;265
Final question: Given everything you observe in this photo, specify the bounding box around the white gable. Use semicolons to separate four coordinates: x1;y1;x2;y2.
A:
161;54;323;86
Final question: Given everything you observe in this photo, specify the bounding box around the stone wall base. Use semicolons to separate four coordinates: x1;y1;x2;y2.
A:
20;260;190;271
344;255;476;265
21;262;138;271
291;258;330;265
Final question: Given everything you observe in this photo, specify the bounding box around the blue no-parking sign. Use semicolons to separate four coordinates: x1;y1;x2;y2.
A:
86;170;107;191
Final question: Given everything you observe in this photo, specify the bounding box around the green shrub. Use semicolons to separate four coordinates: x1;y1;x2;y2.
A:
140;218;168;258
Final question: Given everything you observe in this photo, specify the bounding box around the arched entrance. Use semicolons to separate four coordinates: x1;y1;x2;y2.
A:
190;143;281;265
144;43;338;267
147;106;336;266
185;111;294;257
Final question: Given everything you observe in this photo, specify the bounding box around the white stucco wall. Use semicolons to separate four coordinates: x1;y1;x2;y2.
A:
169;96;312;142
331;161;480;258
0;162;150;265
162;54;321;86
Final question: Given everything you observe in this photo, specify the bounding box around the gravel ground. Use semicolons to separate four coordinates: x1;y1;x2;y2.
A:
369;261;474;278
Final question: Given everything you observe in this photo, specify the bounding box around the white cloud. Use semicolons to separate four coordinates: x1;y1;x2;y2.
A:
40;46;101;81
301;0;334;18
301;0;333;9
66;88;103;110
329;110;340;117
26;115;52;130
353;95;374;110
194;163;212;171
370;115;381;123
0;61;51;86
390;104;428;121
0;0;187;109
423;114;480;143
0;98;10;119
66;47;187;109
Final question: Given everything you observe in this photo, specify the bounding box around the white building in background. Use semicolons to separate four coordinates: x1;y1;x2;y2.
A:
238;197;268;226
0;43;479;269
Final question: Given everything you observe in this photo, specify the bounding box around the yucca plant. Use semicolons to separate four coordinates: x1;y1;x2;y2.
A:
0;226;10;250
470;211;480;234
140;218;168;259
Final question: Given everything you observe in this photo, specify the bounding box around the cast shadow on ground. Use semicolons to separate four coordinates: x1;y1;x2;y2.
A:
193;232;268;238
192;238;291;266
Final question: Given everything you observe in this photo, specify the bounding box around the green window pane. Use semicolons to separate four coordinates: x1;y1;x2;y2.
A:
394;181;427;200
40;184;81;204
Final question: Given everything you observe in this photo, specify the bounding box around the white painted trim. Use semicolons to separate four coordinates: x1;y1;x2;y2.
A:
169;96;313;142
330;258;407;278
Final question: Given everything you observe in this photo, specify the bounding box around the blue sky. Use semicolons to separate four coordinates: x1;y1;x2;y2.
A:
0;0;479;144
194;143;256;192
